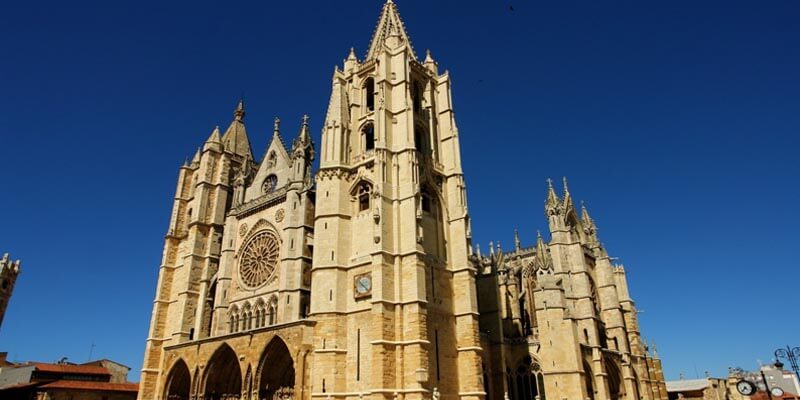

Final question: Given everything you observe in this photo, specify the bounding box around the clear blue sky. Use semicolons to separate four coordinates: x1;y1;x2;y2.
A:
1;0;798;381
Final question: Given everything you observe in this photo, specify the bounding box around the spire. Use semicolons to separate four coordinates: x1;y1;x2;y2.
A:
292;114;314;153
424;49;438;73
221;100;253;158
580;201;591;222
273;116;281;135
424;49;434;64
344;47;359;72
536;230;546;250
234;98;245;121
190;147;201;166
561;176;574;210
206;126;221;144
366;0;417;60
203;125;222;151
300;114;311;142
514;229;521;251
545;178;560;208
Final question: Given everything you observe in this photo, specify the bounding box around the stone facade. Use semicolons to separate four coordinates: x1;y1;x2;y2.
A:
137;2;667;400
473;179;668;400
0;253;21;331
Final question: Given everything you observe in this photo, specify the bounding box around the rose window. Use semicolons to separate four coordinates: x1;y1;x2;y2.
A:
239;231;280;288
263;175;278;193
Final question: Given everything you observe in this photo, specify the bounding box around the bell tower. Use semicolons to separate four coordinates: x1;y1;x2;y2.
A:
310;1;483;399
0;253;21;331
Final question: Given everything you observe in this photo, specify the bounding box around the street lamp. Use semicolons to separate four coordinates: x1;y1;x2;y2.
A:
775;345;800;381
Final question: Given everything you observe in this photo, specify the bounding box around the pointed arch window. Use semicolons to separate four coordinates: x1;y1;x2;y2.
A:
421;186;435;214
356;182;372;212
362;123;375;152
365;78;375;111
414;124;429;154
412;81;423;112
229;306;240;333
267;297;278;325
507;357;546;400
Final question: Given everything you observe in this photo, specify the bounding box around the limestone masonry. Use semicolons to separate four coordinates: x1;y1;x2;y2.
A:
137;2;667;400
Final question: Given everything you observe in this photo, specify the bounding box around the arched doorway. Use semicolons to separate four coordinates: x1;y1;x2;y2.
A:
164;359;191;400
583;360;596;400
257;337;295;400
605;360;623;400
204;344;242;400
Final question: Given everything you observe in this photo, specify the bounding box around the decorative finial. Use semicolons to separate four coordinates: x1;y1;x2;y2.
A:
234;98;245;121
347;47;357;60
514;229;521;250
425;49;434;63
562;176;570;194
273;117;281;133
302;114;310;127
537;230;542;239
546;177;553;189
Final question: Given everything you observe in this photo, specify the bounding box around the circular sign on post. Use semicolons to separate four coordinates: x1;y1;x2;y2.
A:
736;380;757;396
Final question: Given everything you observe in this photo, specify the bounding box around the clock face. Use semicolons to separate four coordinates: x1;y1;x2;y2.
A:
736;380;756;396
355;274;372;296
771;387;784;397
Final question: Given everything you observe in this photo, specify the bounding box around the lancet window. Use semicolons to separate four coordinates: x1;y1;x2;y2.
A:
365;78;375;112
356;182;372;212
362;123;375;152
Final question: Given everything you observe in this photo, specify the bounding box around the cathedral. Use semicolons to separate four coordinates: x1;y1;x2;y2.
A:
137;2;667;400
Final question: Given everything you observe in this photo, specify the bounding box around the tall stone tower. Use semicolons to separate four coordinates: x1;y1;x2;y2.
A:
0;253;21;330
311;1;483;399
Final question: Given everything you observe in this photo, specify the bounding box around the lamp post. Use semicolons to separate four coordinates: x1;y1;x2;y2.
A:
775;346;800;382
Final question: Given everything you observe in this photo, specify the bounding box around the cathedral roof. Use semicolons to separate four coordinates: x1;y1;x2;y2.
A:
366;0;417;60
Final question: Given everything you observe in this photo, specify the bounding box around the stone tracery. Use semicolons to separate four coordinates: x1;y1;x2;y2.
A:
239;231;280;289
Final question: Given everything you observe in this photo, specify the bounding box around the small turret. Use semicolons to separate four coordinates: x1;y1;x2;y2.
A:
581;201;599;246
424;49;438;74
545;178;560;215
290;115;315;187
190;148;201;167
203;126;222;152
344;47;359;72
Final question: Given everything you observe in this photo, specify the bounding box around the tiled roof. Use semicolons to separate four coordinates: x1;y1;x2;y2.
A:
665;378;710;392
38;380;139;393
750;391;800;400
33;363;110;375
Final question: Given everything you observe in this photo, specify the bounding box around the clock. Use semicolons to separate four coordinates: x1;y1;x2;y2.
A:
771;387;785;397
736;380;756;396
354;273;372;298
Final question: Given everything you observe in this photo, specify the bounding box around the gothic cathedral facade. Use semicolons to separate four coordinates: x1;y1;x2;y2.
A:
137;2;667;400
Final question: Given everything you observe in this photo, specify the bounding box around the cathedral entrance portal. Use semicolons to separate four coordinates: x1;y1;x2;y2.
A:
257;337;295;400
164;359;191;400
203;344;242;400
